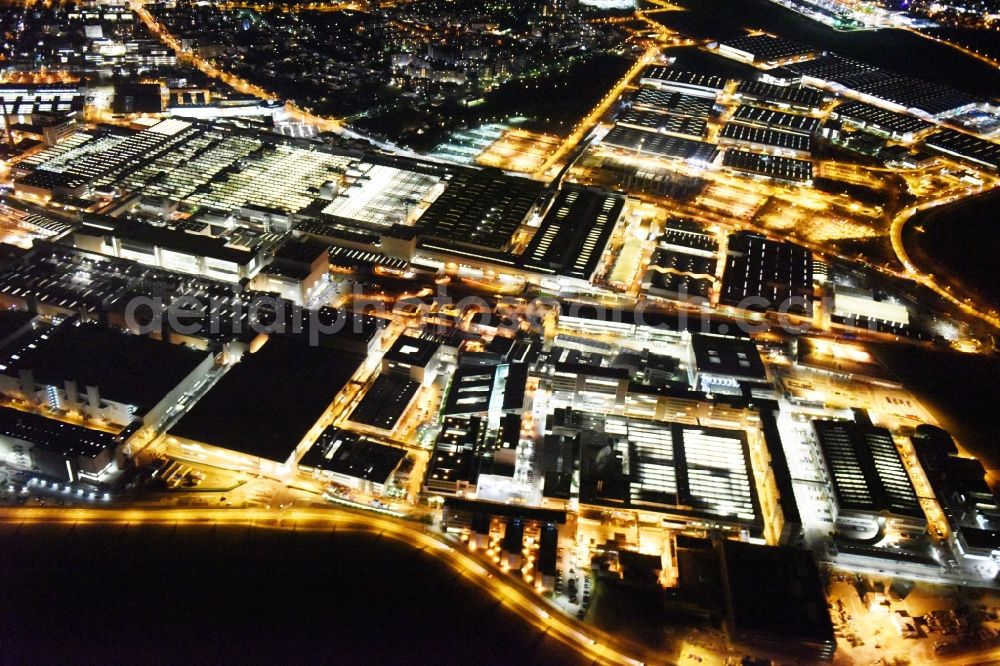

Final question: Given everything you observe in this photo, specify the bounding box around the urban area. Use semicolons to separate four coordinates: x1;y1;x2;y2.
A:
1;0;1000;663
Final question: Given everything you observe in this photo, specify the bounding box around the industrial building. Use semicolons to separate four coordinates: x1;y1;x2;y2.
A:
0;404;132;485
718;123;812;157
638;67;727;99
717;34;816;68
832;285;910;327
0;318;213;428
923;129;1000;171
733;80;824;113
71;216;260;283
812;419;925;537
251;238;330;305
169;335;365;473
547;411;771;541
411;167;544;251
831;101;934;142
519;184;626;287
346;372;421;436
298;426;407;496
382;332;446;384
721;149;813;183
720;540;836;661
642;219;719;302
690;333;768;395
911;425;1000;568
729;105;820;136
601;125;719;164
719;232;814;316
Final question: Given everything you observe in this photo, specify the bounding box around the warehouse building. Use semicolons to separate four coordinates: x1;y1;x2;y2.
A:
813;419;925;537
169;335;365;474
0;318;213;428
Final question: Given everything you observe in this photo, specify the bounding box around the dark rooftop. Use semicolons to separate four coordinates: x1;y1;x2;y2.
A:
413;167;543;251
721;540;835;655
443;496;567;524
348;373;420;432
520;184;625;281
78;217;256;266
299;427;405;484
692;333;767;380
813;419;923;519
442;365;496;416
720;232;813;315
0;404;122;459
383;333;441;369
170;336;363;462
0;309;37;349
0;320;210;414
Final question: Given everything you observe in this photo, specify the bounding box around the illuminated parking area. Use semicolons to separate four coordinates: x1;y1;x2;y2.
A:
189;142;354;213
14;130;98;171
124;130;261;201
322;162;443;226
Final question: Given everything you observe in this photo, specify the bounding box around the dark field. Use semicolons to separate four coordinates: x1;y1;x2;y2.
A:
0;523;589;665
904;190;1000;310
649;0;1000;97
873;343;1000;470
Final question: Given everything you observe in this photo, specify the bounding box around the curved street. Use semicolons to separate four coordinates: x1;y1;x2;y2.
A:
0;506;661;666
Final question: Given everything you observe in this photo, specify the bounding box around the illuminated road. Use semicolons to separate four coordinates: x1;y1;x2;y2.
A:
533;47;660;180
128;0;344;132
0;506;662;666
889;188;1000;330
907;27;1000;72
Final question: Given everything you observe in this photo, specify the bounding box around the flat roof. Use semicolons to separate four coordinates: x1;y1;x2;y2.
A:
616;109;707;138
442;365;496;416
924;129;1000;171
735;80;824;108
171;336;363;462
649;247;716;276
413;167;543;251
78;217;255;266
786;53;979;117
321;162;442;227
813;419;923;519
520;184;625;281
427;449;479;487
347;373;420;432
722;149;812;182
299;427;405;484
434;415;487;452
0;309;37;349
659;221;719;253
720;122;812;153
576;415;763;529
0;320;210;414
731;105;820;135
720;232;813;314
692;333;767;380
721;540;835;650
383;333;440;369
633;88;714;117
719;34;815;62
602;125;719;163
0;404;121;459
796;337;893;380
640;67;727;93
833;101;933;136
272;237;328;266
443;496;567;524
646;272;712;299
